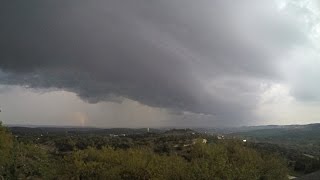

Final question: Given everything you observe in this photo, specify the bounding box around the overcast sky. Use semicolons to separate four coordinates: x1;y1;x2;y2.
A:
0;0;319;127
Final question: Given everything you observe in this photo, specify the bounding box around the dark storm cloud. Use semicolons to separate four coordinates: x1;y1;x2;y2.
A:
0;0;304;124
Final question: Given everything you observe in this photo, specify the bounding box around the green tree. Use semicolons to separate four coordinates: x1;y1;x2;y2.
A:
0;122;14;178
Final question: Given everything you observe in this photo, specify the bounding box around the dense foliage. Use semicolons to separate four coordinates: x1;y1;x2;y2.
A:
0;123;290;179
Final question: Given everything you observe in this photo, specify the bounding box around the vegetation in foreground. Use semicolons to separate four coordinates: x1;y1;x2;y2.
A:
0;122;289;179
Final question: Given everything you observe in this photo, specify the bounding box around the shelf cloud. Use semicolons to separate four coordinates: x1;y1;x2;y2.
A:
0;0;319;126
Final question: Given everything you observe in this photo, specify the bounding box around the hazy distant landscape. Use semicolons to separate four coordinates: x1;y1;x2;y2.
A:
0;123;319;179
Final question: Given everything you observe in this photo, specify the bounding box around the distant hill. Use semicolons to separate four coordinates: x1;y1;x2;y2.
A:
232;123;320;140
8;126;164;136
231;123;320;157
194;123;320;135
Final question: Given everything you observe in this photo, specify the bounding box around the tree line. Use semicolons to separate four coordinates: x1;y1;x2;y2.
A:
0;122;288;179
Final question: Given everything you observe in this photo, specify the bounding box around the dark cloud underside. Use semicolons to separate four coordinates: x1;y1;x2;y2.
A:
0;0;306;124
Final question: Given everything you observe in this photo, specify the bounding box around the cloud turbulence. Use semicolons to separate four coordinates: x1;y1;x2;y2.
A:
0;0;319;127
